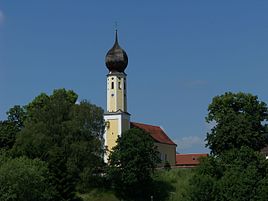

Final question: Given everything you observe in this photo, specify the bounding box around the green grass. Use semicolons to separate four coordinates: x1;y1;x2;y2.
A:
79;168;195;201
78;188;119;201
154;168;195;201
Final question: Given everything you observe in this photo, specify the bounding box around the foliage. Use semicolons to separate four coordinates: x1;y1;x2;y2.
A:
108;128;160;200
12;89;105;201
0;155;57;201
185;147;268;201
79;169;195;201
0;105;26;150
216;147;268;201
206;92;268;155
6;105;26;129
254;176;268;201
187;174;216;201
164;161;171;171
0;121;18;150
184;92;268;201
153;168;194;201
78;189;120;201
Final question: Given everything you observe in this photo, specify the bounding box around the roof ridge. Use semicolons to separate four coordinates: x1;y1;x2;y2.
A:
131;121;161;128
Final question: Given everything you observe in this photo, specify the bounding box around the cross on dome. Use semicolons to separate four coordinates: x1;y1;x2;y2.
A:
105;30;128;73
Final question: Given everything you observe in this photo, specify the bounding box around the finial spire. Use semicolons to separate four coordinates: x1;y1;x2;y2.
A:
115;29;118;44
115;21;118;45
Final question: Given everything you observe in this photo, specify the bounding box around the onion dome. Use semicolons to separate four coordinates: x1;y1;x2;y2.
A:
105;30;128;72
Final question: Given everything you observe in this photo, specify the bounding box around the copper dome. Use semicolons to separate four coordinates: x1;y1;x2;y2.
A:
105;30;128;72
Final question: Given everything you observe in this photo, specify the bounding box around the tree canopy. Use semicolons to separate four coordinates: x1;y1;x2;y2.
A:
0;105;26;150
184;92;268;201
108;128;160;200
186;147;268;201
206;92;268;155
0;155;57;201
10;89;105;201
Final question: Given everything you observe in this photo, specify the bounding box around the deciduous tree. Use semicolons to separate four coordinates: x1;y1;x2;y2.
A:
0;105;26;150
206;92;268;155
108;128;160;200
12;89;105;200
0;155;57;201
185;147;268;201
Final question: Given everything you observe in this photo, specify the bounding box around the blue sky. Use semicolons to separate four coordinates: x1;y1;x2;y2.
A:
1;1;268;153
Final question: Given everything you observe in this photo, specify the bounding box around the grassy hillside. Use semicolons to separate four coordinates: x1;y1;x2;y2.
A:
79;168;195;201
78;188;119;201
154;168;194;201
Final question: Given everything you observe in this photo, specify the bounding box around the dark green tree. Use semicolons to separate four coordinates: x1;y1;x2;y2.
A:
186;174;217;201
206;92;268;155
185;156;222;201
0;105;26;150
186;147;268;201
216;147;268;201
254;176;268;201
185;92;268;201
0;155;57;201
108;128;160;200
6;105;26;129
12;89;105;201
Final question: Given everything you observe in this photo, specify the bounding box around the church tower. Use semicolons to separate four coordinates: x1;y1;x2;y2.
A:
104;30;130;162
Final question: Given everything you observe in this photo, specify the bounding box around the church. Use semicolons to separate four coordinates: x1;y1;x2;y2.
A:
103;31;177;167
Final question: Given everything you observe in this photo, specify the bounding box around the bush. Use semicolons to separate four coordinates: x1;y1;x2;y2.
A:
0;156;57;201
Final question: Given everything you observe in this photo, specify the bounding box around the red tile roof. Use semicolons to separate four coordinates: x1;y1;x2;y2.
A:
176;154;208;166
130;122;176;145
